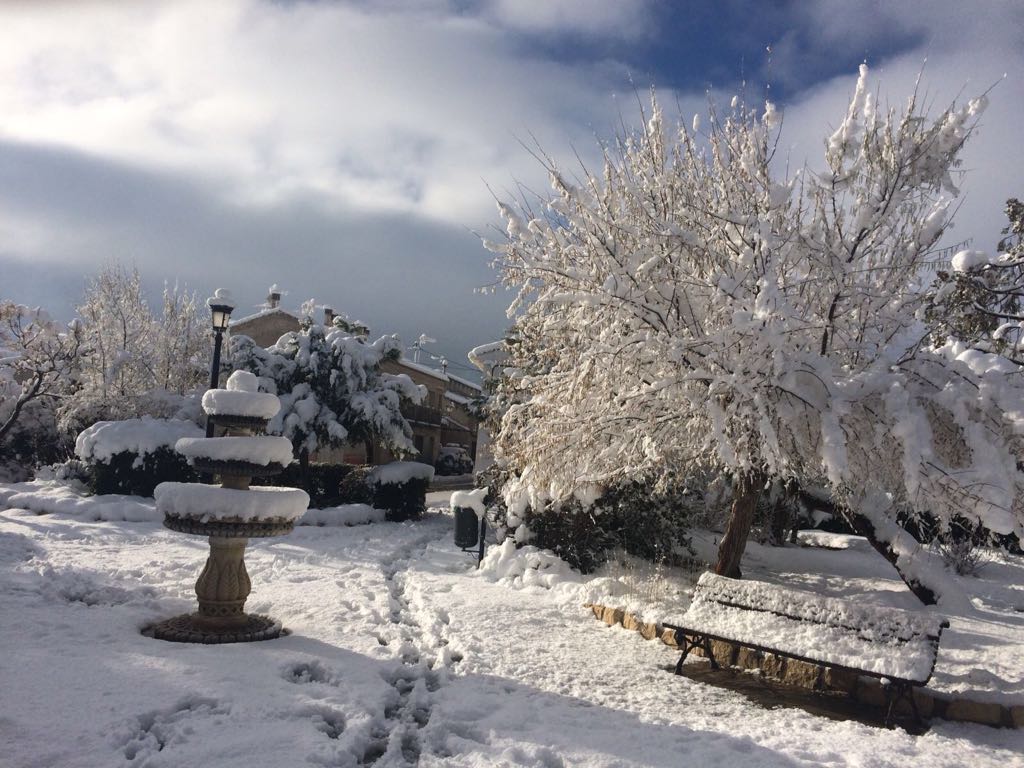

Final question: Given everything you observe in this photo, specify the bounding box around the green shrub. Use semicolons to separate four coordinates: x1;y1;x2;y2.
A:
371;477;429;522
368;462;434;522
481;465;695;574
258;462;362;508
336;465;374;506
88;447;198;497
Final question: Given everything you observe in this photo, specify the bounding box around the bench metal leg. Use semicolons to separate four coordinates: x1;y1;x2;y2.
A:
703;637;719;669
672;632;719;673
673;630;701;674
883;682;918;729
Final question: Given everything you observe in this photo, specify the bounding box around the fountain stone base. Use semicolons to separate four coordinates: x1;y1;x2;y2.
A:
143;612;286;644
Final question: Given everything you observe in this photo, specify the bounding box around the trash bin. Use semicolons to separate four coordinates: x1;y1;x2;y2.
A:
454;506;480;549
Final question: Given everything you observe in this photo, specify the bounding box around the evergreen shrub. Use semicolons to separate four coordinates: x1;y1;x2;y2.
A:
371;476;430;522
88;447;197;497
481;466;695;574
368;461;434;522
259;462;363;508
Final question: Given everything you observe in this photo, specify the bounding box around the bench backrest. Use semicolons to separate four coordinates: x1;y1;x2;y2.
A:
695;572;947;645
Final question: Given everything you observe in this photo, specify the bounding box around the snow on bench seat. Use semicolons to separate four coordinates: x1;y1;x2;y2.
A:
666;572;947;683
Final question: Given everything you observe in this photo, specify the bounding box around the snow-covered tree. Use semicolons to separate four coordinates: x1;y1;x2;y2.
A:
152;282;208;396
926;198;1024;363
0;302;83;451
230;321;425;467
63;262;155;428
62;263;209;430
486;66;1019;605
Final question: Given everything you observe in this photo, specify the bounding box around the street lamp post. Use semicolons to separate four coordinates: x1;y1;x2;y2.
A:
205;289;235;438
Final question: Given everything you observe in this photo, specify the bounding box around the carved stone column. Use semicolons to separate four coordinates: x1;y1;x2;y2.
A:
194;537;251;628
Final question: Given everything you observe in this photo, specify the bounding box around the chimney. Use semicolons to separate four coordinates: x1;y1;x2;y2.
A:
324;306;335;326
267;285;281;309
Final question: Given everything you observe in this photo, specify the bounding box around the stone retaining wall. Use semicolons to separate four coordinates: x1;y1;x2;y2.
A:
587;603;1024;729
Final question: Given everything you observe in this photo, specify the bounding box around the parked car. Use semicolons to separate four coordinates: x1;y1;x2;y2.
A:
435;444;473;475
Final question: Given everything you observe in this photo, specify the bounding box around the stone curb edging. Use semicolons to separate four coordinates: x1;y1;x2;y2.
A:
585;603;1024;729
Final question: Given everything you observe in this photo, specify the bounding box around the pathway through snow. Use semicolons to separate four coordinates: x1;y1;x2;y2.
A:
1;498;1023;767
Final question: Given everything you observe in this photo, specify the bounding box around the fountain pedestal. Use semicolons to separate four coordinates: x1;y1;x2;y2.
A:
195;536;251;625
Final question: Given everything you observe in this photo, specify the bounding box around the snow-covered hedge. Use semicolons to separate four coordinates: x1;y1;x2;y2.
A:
75;417;202;463
368;461;434;522
255;462;373;509
75;417;201;497
481;465;695;573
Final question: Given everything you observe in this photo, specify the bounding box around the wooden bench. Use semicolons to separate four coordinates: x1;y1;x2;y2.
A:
664;572;949;728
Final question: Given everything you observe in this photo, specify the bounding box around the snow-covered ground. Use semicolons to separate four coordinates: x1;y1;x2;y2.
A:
2;486;1023;767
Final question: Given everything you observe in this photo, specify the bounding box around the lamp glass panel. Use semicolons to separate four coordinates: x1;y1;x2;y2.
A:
210;308;231;330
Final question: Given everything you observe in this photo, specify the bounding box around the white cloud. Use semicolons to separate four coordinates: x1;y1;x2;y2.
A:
0;0;1020;349
0;0;642;229
482;0;653;39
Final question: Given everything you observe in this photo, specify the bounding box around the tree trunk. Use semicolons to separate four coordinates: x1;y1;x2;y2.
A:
768;494;790;546
714;471;765;578
841;510;939;605
0;375;43;447
796;489;941;606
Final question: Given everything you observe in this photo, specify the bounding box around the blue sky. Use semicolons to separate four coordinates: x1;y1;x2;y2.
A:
0;0;1020;375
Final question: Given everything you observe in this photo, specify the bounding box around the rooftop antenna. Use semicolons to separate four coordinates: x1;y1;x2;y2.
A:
411;333;436;364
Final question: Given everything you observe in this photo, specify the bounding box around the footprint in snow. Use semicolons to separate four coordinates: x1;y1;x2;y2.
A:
115;696;227;763
297;705;346;739
282;660;334;685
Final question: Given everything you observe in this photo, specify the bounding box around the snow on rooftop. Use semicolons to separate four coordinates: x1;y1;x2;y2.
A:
395;357;449;382
446;372;482;391
442;415;470;431
229;306;299;327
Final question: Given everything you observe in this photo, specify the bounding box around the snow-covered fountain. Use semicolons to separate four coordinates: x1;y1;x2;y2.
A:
145;370;308;643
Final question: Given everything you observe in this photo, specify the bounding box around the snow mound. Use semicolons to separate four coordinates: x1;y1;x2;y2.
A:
226;370;258;392
368;461;435;485
155;482;309;522
479;540;576;588
478;540;628;607
298;504;385;526
0;481;157;521
950;249;990;272
202;389;280;419
175;436;294;467
75;418;202;463
450;488;488;518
